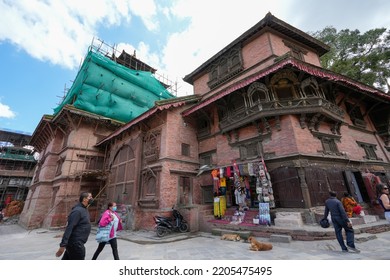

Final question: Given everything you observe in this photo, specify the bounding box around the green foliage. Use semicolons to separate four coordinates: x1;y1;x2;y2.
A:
310;27;390;92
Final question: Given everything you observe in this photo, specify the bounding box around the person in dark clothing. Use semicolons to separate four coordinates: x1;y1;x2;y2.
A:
55;192;93;260
323;190;360;253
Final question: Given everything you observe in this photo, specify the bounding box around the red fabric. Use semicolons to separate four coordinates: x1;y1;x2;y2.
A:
353;205;362;215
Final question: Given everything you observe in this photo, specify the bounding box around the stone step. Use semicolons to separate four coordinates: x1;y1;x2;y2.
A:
350;215;379;225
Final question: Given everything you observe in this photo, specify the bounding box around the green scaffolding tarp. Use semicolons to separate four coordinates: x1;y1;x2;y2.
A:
54;50;175;123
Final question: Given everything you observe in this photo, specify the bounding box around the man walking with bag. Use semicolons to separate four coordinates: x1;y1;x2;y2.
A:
323;190;360;253
55;192;93;260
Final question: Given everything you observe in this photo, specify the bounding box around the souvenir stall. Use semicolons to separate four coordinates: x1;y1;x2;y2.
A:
210;158;274;225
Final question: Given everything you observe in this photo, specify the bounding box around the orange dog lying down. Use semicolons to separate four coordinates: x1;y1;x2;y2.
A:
247;236;273;251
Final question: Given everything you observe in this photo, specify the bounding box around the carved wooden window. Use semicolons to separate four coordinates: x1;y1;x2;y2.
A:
290;49;304;60
197;118;210;138
229;93;245;111
283;40;307;61
274;79;295;100
210;66;218;82
179;176;192;205
199;151;215;166
345;101;366;128
357;141;378;160
271;70;299;101
207;46;243;89
247;82;270;106
55;156;65;176
85;156;104;170
181;143;190;156
139;167;159;208
239;141;261;160
143;172;156;197
321;138;339;154
143;130;161;163
220;58;228;76
201;185;214;204
217;103;228;121
301;77;319;98
231;50;241;71
312;131;341;155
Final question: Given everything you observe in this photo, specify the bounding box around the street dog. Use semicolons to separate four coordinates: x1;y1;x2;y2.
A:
221;233;241;241
247;236;273;251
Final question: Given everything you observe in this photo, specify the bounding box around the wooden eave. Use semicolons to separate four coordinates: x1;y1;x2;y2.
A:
29;105;123;152
96;95;201;146
182;56;390;118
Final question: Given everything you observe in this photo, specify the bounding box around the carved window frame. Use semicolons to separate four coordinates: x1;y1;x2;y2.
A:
179;176;192;206
143;130;161;163
181;143;190;157
55;156;65;176
283;40;308;61
270;70;299;101
207;46;243;89
312;131;341;155
356;141;380;160
234;138;262;160
345;101;366;128
199;150;216;166
247;82;270;107
201;185;214;204
138;167;161;208
301;77;320;98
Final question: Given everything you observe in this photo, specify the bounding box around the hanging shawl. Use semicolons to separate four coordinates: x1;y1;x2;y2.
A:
233;161;243;191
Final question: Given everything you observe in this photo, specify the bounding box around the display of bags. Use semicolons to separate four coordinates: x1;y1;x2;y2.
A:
95;223;112;243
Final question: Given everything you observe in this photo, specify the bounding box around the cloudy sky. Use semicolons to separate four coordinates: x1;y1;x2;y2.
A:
1;0;389;134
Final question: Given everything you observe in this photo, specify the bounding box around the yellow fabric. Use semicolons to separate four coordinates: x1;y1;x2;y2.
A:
341;196;357;218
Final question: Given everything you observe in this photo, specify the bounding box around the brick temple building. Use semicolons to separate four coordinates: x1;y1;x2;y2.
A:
19;13;390;232
0;129;37;209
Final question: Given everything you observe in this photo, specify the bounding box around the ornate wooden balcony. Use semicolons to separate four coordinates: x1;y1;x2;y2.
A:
219;97;345;133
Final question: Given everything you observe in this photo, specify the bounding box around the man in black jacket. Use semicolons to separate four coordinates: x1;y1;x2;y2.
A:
323;190;360;253
55;192;93;260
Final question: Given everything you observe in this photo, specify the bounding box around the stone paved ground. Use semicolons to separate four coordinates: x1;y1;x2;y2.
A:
0;223;389;260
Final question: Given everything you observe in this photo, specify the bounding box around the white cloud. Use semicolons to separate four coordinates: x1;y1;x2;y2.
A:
0;0;132;69
128;0;158;31
1;0;389;97
0;102;16;118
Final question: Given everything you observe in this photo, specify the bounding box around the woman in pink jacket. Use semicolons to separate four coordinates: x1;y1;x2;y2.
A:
92;202;123;260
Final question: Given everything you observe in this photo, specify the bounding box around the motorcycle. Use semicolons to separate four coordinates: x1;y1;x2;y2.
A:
154;206;189;237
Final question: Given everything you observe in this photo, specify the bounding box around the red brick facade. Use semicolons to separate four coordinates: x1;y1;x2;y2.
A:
19;13;390;231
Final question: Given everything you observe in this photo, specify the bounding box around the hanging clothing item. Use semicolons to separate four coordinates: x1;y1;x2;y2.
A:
242;164;249;175
238;164;244;175
244;177;250;189
219;168;224;178
248;163;255;176
211;169;219;178
220;177;226;187
226;166;232;177
234;188;240;204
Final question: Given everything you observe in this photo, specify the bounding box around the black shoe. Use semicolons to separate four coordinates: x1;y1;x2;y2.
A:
347;246;360;253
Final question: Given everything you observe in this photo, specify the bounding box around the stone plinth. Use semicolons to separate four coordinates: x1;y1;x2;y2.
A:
274;212;303;227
